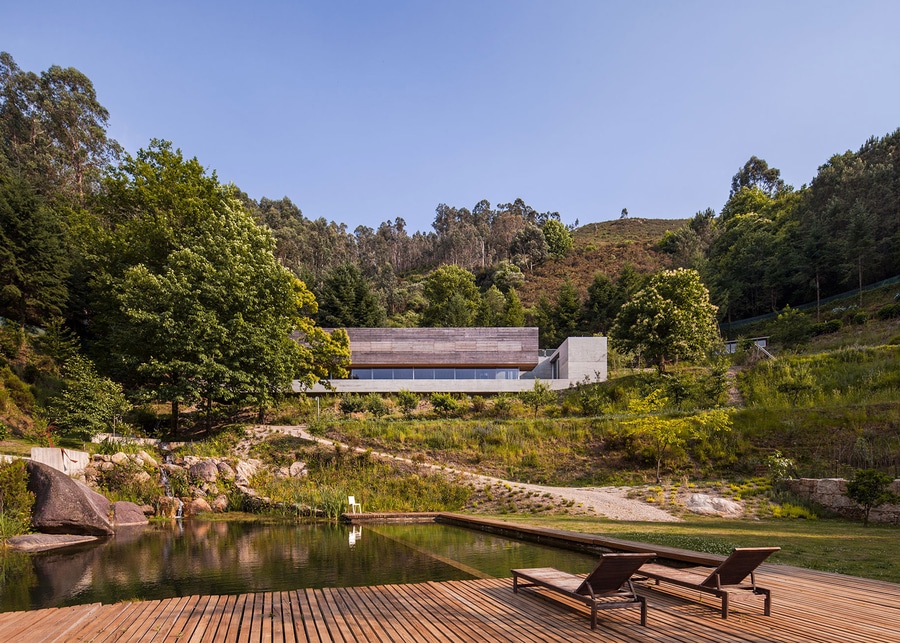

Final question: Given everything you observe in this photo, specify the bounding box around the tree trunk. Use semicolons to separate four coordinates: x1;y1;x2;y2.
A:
171;399;179;437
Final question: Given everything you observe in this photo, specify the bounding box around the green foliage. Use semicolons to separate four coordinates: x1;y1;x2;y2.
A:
339;394;365;415
770;503;819;520
429;392;461;416
395;389;419;417
517;380;556;418
611;268;720;372
0;175;71;326
765;450;795;484
738;346;900;409
770;306;814;348
421;265;481;327
94;458;161;505
876;302;900;320
316;263;385;328
0;459;34;538
45;354;130;441
254;445;471;515
87;141;349;433
541;219;573;258
363;393;388;418
846;469;899;527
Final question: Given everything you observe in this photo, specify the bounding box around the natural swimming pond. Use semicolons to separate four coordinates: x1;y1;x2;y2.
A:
0;520;599;613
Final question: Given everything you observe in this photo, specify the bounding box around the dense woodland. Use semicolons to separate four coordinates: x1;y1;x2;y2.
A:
1;53;899;424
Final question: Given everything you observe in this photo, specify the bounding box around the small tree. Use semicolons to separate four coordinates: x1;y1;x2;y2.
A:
518;380;556;418
0;459;34;538
846;469;899;527
625;390;730;483
396;389;419;417
46;355;130;441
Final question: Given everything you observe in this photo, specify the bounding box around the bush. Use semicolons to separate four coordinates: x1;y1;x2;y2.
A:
875;302;900;320
812;319;843;336
770;305;814;347
430;392;461;416
0;459;34;538
339;394;365;415
770;502;818;520
395;389;419;416
363;393;388;418
851;311;869;325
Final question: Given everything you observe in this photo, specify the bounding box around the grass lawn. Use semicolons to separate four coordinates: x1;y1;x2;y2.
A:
485;514;900;584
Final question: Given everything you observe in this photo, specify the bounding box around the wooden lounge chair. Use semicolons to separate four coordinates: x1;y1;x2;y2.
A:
635;546;780;618
511;552;655;629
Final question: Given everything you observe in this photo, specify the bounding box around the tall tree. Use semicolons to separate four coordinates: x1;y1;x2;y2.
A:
87;140;348;433
611;268;720;373
421;264;481;327
0;52;120;204
0;174;70;325
730;156;786;198
542;219;573;258
316;263;385;328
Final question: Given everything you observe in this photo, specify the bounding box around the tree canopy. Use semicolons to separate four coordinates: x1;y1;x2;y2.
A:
86;140;349;432
611;268;720;372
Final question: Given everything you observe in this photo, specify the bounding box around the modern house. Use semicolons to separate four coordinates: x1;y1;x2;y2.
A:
297;327;607;394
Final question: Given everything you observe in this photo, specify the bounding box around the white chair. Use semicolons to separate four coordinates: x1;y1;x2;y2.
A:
348;495;362;513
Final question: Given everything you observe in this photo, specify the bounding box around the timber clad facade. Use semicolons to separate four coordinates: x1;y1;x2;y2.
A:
298;327;607;394
344;327;539;369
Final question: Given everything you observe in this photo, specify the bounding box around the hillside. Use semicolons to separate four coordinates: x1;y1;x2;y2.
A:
518;217;685;306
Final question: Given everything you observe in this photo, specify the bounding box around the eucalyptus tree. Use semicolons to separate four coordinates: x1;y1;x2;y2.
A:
0;52;120;204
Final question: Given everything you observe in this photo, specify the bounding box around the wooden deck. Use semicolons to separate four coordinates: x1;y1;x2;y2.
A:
2;563;899;642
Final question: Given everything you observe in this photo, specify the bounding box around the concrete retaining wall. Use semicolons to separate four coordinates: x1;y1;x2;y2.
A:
785;477;900;524
30;447;89;476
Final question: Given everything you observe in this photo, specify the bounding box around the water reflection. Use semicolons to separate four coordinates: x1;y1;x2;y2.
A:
0;520;597;613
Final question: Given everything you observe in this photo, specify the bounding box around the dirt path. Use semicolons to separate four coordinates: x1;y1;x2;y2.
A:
251;425;681;523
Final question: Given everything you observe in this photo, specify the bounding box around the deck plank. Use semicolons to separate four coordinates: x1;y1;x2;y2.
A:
1;564;899;642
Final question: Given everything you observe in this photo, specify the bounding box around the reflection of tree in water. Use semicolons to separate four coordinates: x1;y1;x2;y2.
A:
1;521;601;612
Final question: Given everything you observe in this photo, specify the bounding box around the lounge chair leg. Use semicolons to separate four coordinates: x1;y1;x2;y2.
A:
721;594;729;619
763;589;771;616
591;604;597;630
513;575;518;594
640;596;647;627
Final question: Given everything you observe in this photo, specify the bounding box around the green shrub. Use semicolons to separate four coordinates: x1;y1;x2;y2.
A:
851;311;869;325
95;459;161;505
339;394;365;415
430;392;461;416
0;459;34;538
395;389;419;416
771;502;818;520
363;393;388;418
812;319;843;336
875;302;900;320
770;305;814;347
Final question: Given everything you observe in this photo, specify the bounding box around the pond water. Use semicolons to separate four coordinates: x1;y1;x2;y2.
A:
0;520;598;613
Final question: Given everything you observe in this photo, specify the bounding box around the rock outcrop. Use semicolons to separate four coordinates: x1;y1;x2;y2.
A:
112;501;149;527
684;493;744;518
26;461;114;536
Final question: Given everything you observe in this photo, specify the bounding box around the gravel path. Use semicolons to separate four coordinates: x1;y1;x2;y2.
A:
254;425;681;523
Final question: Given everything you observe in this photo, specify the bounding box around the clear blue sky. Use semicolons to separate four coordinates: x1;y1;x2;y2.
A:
4;1;899;233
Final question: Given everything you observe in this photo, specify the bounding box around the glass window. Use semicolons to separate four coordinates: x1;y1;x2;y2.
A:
351;369;371;380
393;368;414;380
414;368;435;380
476;369;493;380
457;368;475;379
372;369;393;380
434;368;455;379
